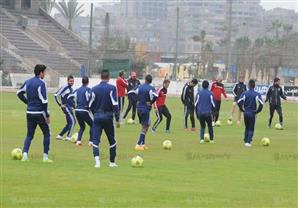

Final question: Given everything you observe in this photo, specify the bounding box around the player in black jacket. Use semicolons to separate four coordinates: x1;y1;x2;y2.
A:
181;78;198;131
229;76;247;126
265;77;287;128
123;72;141;122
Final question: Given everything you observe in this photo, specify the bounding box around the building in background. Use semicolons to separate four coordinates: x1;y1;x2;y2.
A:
52;0;298;55
263;8;298;33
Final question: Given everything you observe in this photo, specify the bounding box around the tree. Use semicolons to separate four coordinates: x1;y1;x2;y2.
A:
192;30;206;43
283;24;293;36
251;23;297;82
40;0;56;14
107;32;131;51
192;30;206;55
54;0;84;31
266;22;296;78
268;20;282;39
202;41;215;78
253;38;267;82
234;36;252;79
192;30;207;77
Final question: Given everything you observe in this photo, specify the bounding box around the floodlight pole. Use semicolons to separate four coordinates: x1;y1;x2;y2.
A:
226;0;233;81
173;7;179;81
88;3;94;77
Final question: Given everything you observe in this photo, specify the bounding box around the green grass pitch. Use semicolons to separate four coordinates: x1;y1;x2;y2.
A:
1;92;297;208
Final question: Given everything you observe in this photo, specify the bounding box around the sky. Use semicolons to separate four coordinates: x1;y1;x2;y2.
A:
261;0;298;12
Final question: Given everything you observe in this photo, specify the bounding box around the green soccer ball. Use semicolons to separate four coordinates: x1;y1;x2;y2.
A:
261;137;270;146
204;133;210;142
71;133;78;143
162;140;172;150
275;123;283;130
11;148;22;160
131;156;144;167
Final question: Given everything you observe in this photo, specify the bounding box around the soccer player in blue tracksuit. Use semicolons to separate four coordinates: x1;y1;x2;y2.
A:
16;64;52;162
68;76;93;146
55;75;76;141
89;70;120;168
128;74;158;151
195;80;215;144
237;79;263;147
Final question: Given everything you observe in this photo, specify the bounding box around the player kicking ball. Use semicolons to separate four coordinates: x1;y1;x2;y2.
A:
128;75;158;151
152;79;172;133
16;64;52;162
195;80;215;144
237;79;263;147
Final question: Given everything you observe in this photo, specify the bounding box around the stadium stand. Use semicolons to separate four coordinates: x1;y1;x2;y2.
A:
9;9;90;65
0;48;23;72
0;6;93;86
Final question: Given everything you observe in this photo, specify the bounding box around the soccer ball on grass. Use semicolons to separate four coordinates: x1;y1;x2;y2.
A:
71;133;78;143
215;120;221;127
162;140;172;150
204;133;210;142
11;148;22;160
131;155;144;167
261;137;270;146
274;123;283;130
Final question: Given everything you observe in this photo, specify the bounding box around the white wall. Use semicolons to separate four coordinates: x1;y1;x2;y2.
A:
10;73;51;88
0;71;2;86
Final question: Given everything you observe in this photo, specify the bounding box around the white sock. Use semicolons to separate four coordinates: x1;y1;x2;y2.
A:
94;156;100;164
43;153;48;160
23;152;28;160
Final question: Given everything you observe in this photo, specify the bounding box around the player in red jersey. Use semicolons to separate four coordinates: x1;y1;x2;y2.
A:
210;76;227;123
116;71;128;115
152;79;171;133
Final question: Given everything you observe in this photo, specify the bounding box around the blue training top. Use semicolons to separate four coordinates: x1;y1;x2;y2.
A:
68;85;92;112
237;88;263;114
17;76;49;117
195;88;215;114
89;81;120;122
54;84;74;108
128;83;157;112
